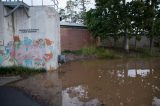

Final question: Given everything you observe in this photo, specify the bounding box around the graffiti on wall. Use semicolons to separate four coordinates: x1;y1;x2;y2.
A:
0;49;4;64
0;40;4;46
0;35;54;68
0;39;15;66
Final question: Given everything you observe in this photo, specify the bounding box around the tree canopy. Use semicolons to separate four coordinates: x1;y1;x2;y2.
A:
85;0;160;52
59;0;90;23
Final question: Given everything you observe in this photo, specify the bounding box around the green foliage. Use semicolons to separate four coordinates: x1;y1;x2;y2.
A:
96;48;116;59
0;66;46;76
63;46;160;59
59;0;90;23
81;46;97;55
85;0;160;51
81;46;121;59
62;50;82;55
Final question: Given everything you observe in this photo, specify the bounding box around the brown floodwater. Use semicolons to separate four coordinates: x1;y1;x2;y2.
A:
14;58;160;106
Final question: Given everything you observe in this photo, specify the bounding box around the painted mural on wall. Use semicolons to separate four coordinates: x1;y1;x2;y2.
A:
0;35;54;69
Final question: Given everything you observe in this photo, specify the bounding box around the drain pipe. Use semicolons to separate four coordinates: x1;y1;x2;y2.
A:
11;13;16;65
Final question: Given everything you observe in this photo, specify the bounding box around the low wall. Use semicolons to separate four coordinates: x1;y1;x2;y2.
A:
0;3;60;70
101;36;151;48
61;27;95;51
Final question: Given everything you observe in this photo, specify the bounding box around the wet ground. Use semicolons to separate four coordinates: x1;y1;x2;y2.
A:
0;86;45;106
13;58;160;106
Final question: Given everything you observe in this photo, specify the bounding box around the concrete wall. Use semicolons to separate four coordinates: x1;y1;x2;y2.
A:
101;36;150;48
60;26;151;51
61;27;95;51
0;3;60;70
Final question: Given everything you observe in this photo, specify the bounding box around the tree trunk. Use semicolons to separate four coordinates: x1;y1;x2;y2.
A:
114;38;117;48
124;36;129;52
124;30;129;52
82;0;85;12
150;36;154;53
135;37;137;50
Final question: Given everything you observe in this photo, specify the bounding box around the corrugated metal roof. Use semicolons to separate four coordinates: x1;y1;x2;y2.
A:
60;22;86;28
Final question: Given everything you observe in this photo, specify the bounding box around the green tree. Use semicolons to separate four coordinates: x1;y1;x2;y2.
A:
143;0;160;52
75;0;90;23
86;0;160;52
119;0;132;52
59;9;67;21
129;0;145;50
65;0;79;23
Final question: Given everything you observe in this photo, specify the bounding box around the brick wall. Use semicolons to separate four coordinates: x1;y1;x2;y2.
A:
61;27;95;51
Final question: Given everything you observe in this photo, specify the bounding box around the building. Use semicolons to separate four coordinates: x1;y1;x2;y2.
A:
60;22;95;51
0;0;60;70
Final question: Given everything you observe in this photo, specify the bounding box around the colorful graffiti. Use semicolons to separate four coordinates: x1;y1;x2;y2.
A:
0;40;4;46
0;40;15;66
43;52;53;62
0;36;55;68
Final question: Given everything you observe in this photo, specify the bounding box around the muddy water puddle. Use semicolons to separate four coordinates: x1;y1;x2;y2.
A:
59;59;160;106
14;58;160;106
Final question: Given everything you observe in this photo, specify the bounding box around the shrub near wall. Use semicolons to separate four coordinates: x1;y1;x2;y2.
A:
0;66;46;76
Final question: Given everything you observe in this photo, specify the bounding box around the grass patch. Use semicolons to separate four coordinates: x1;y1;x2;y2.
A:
0;66;46;76
81;46;121;59
81;46;97;55
62;46;160;59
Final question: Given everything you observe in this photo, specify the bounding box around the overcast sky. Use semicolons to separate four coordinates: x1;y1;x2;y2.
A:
7;0;132;9
59;0;131;10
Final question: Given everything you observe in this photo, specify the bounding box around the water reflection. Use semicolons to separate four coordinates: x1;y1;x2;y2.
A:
60;59;160;106
117;69;152;78
62;85;101;106
153;97;160;106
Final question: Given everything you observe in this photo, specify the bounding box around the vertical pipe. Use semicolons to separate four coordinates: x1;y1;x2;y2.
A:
11;13;16;65
42;0;43;5
31;0;33;6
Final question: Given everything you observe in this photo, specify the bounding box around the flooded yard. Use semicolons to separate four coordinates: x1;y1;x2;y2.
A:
14;58;160;106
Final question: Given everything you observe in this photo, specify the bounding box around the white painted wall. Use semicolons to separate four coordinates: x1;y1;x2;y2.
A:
0;3;61;70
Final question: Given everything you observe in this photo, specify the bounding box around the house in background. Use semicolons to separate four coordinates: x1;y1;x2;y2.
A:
60;22;95;51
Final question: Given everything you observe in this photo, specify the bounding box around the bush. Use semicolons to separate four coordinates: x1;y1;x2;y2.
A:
81;46;97;55
0;66;46;76
81;46;119;58
62;50;82;55
96;48;115;58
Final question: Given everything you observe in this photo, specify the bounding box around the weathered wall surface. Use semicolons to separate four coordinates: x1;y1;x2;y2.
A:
61;27;95;51
0;4;60;70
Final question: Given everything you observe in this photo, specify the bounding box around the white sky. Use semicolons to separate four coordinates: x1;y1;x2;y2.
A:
3;0;132;9
58;0;132;9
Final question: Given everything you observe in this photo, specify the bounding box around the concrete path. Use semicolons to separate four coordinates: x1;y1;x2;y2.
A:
0;76;21;86
0;87;46;106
